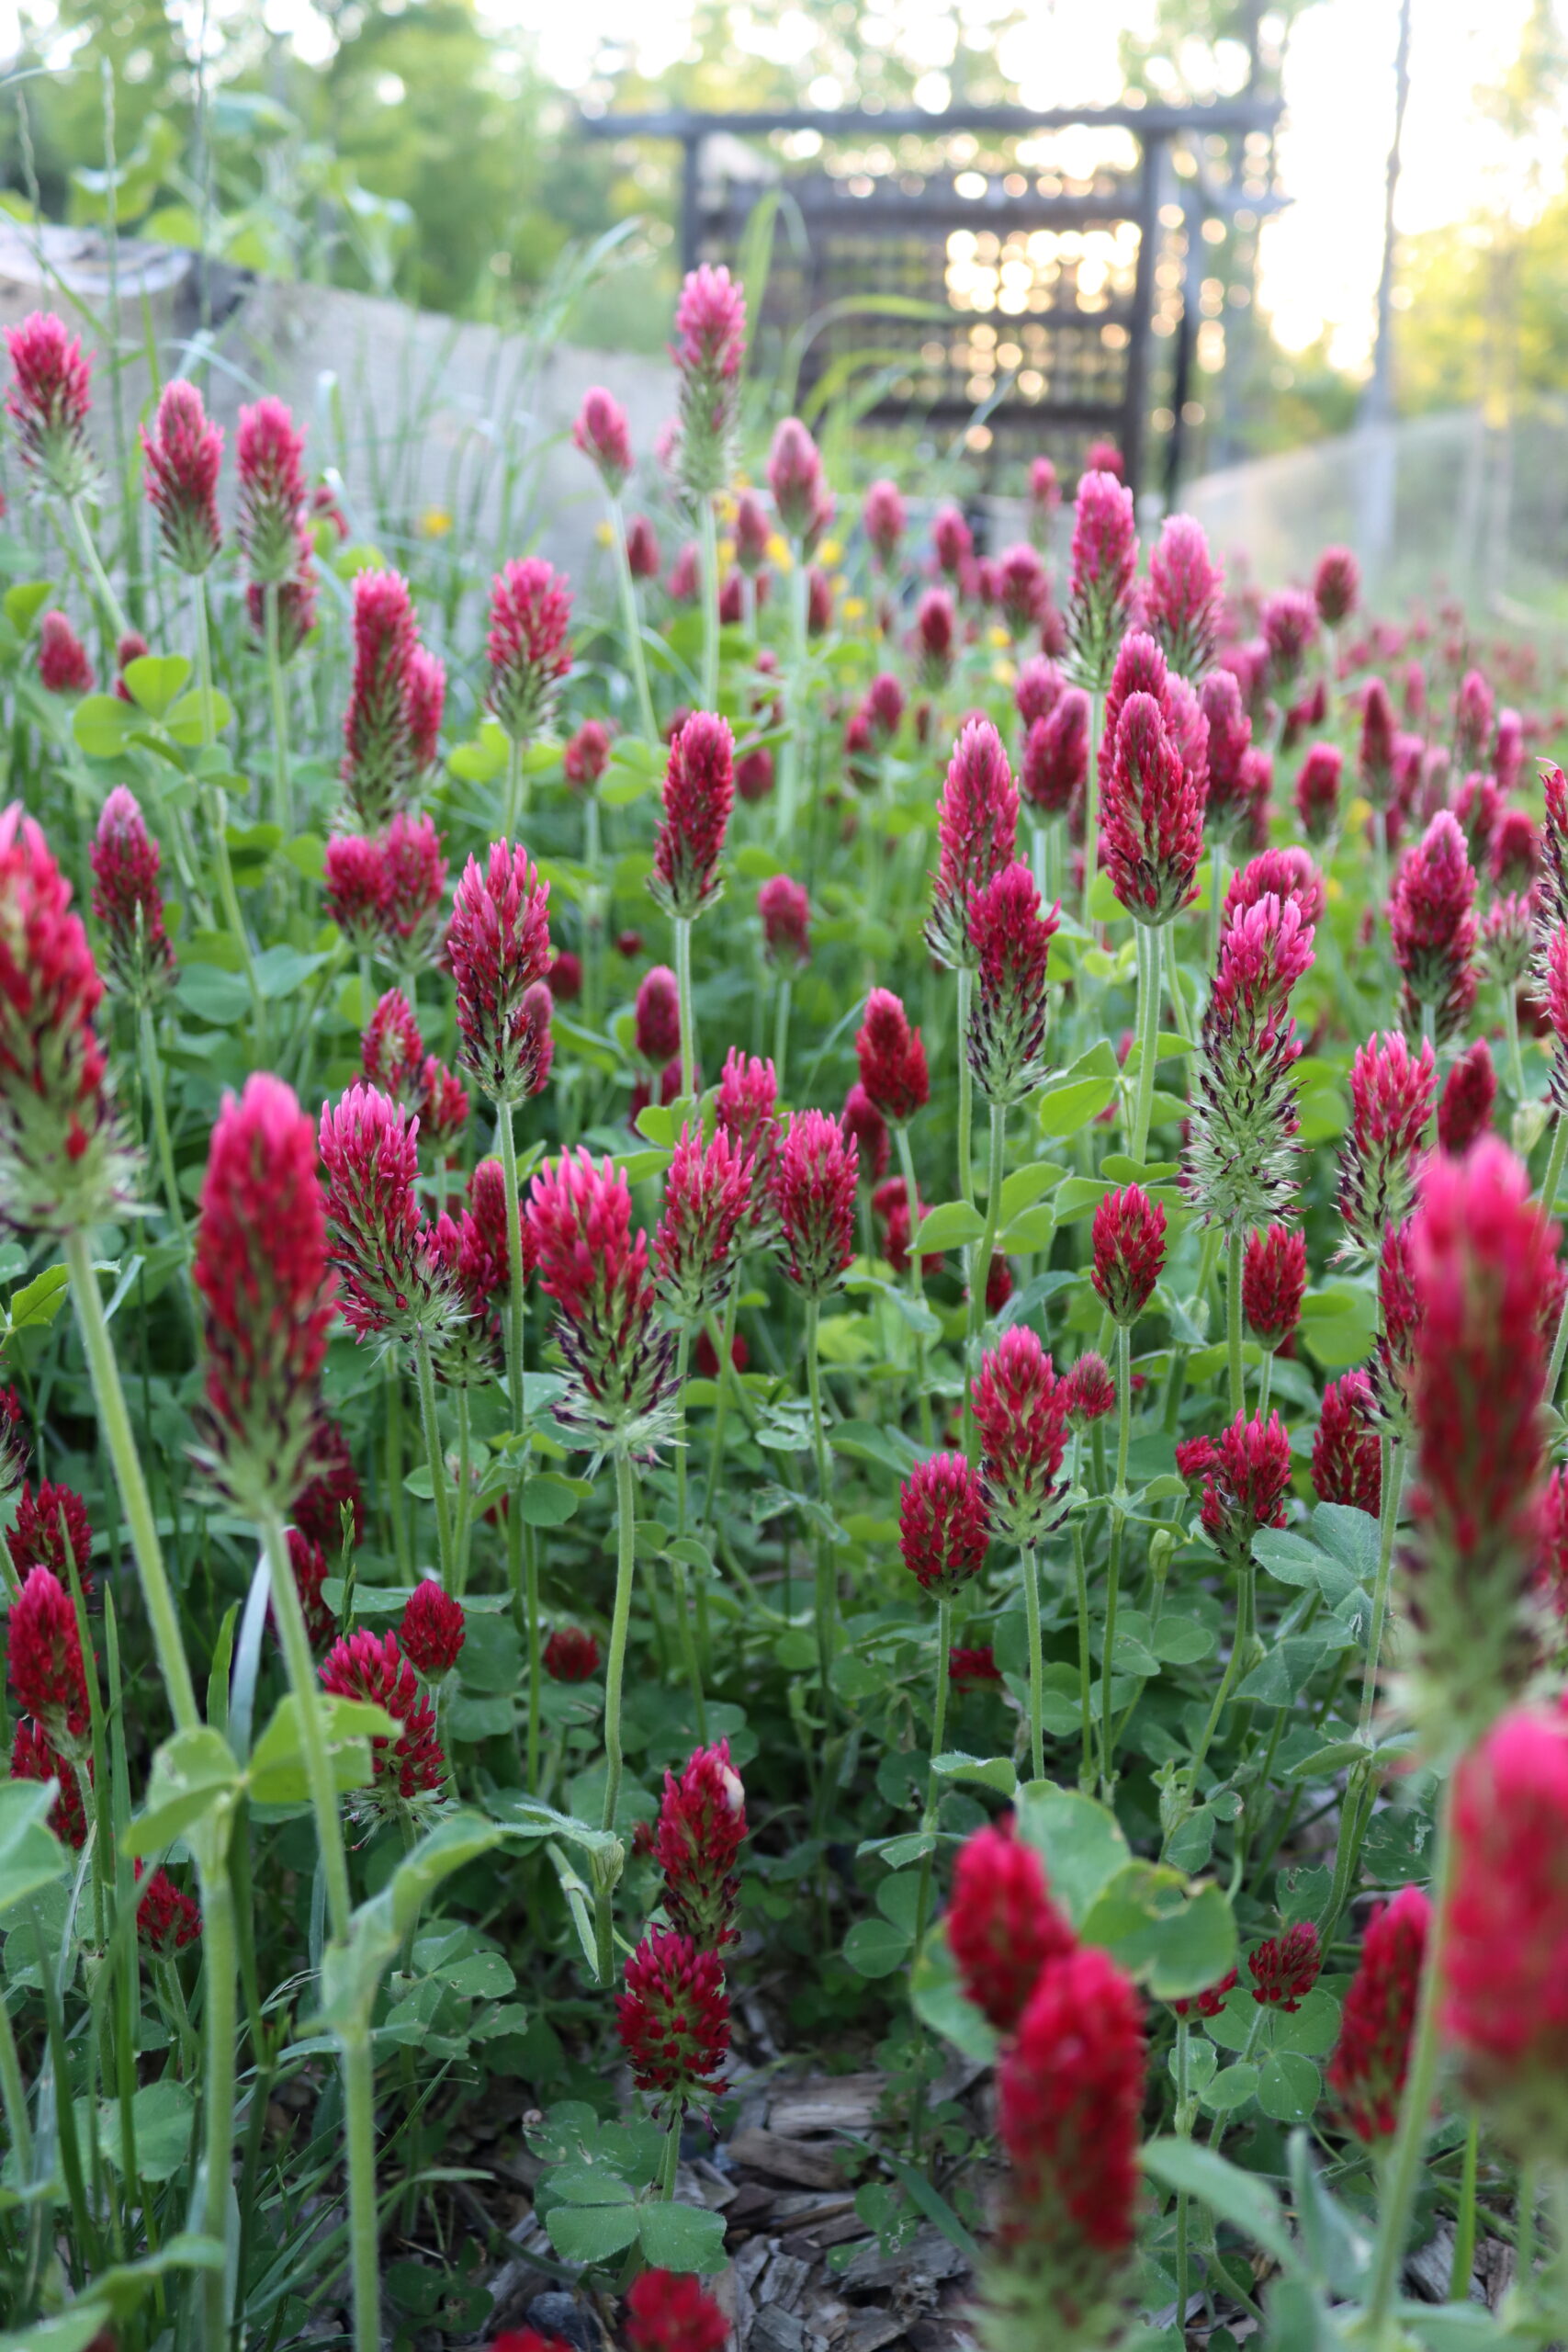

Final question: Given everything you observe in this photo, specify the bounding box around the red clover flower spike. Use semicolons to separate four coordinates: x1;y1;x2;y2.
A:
319;1629;446;1820
926;718;1021;970
1326;1886;1430;2143
319;1084;459;1349
624;2271;728;2352
399;1581;466;1679
7;1480;90;1588
1389;810;1478;1043
1260;587;1318;689
1185;1409;1292;1563
671;264;746;500
1016;656;1064;730
525;1148;675;1454
1294;743;1343;844
898;1453;990;1599
141;379;222;574
136;1863;202;1957
841;1083;889;1182
948;1817;1076;2034
998;541;1049;638
8;1565;90;1743
766;416;825;539
1199;669;1255;848
1102;691;1205;927
1399;1138;1557;1743
1021;688;1090;817
1184;893;1315;1238
282;1530;335;1650
1145;512;1224;677
570;385;632;494
1091;1186;1167;1326
0;803;130;1238
1224;845;1325;932
773;1109;858;1297
1249;1919;1322;2009
967;862;1059;1106
653;1121;753;1324
988;1945;1145;2341
617;1928;730;2111
39;613;93;695
649;711;734;922
340;569;423;829
1243;1224;1306;1350
1438;1038;1496;1156
972;1327;1069;1547
863;477;906;567
915;587;956;687
855;989;930;1125
1337;1030;1435;1257
195;1075;336;1518
758;874;810;967
487;558;572;745
654;1737;748;1951
636;967;682;1066
544;1625;599;1681
1442;1705;1568;2157
1312;1371;1382;1516
1065;468;1138;689
11;1718;89;1848
236;397;308;586
6;312;95;499
447;842;555;1105
1314;543;1359;625
90;787;174;1006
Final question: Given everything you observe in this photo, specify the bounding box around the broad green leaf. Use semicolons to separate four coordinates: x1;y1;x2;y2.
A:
998;1160;1066;1220
931;1750;1016;1796
5;1264;69;1337
0;2311;115;2352
518;1474;581;1528
247;1694;394;1806
321;1811;502;2030
96;2078;195;2179
546;2200;641;2264
166;686;234;743
637;2199;728;2273
72;694;136;758
485;1792;622;1858
1271;1987;1341;2058
1014;1782;1130;1924
1257;2051;1321;2124
121;653;192;719
1079;1869;1236;2000
1037;1075;1117;1136
252;944;328;999
126;1727;243;1860
3;581;52;633
175;962;252;1026
911;1200;986;1252
842;1916;912;1978
0;1778;68;1915
1141;2138;1301;2272
1200;2060;1258;2113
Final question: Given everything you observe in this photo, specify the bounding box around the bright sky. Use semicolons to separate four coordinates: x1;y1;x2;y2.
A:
470;0;1553;377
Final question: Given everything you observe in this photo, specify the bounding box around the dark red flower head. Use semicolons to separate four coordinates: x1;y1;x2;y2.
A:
91;786;174;1003
135;1860;203;1957
563;719;612;789
1260;586;1318;687
899;1453;990;1600
1242;1223;1307;1351
7;1564;90;1740
967;861;1059;1105
758;873;810;967
973;1327;1068;1547
1064;1351;1115;1424
654;1737;747;1951
236;396;308;584
840;1082;890;1182
526;1148;674;1453
1189;1408;1292;1562
1102;691;1204;926
773;1109;857;1296
1091;1185;1167;1326
141;378;222;573
1326;1885;1429;2143
1065;469;1138;688
616;1928;729;2108
914;586;956;686
1224;845;1325;932
1389;810;1477;1038
626;514;660;579
1312;1371;1382;1517
38;611;92;695
487;558;572;743
571;385;632;492
927;718;1020;969
1145;512;1224;677
1021;688;1090;817
280;1528;335;1651
1294;743;1343;843
623;2268;728;2352
319;1628;446;1814
7;1479;91;1589
766;415;825;538
654;1120;753;1323
447;842;555;1104
862;476;906;565
544;1625;600;1681
951;1644;1003;1690
855;988;930;1125
949;1816;1076;2033
1314;544;1359;626
400;1581;465;1679
6;312;94;497
650;711;734;922
1249;1920;1321;2010
319;1083;458;1348
10;1717;89;1846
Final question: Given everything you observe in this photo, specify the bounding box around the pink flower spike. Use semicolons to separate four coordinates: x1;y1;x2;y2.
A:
571;385;632;492
863;477;906;566
773;1109;857;1297
1314;544;1359;626
1242;1224;1307;1351
319;1627;446;1815
6;312;95;498
758;873;810;967
972;1326;1068;1546
898;1453;989;1598
194;1075;335;1516
855;989;930;1125
1187;1408;1292;1561
1327;1886;1429;2143
1102;689;1205;925
525;1148;674;1453
650;711;734;922
341;569;420;830
949;1816;1076;2032
141;379;222;574
1145;512;1224;677
447;842;555;1104
487;558;572;744
967;859;1058;1105
766;416;825;539
1294;743;1343;843
400;1581;465;1678
616;1928;729;2109
1091;1185;1167;1326
671;266;746;499
319;1083;458;1347
1065;469;1138;688
1021;688;1090;817
1438;1038;1496;1157
236;396;308;585
927;718;1020;970
914;587;956;686
7;1564;90;1740
90;787;174;1004
38;612;92;695
654;1738;747;1951
653;1120;753;1323
1312;1370;1382;1516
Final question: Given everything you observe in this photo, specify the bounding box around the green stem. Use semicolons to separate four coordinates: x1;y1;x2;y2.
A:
911;1593;953;1961
191;577;218;752
1101;1327;1132;1801
1129;921;1162;1164
340;2030;382;2352
607;494;657;741
671;1328;706;1737
138;1004;188;1262
0;1980;33;2178
804;1296;837;1780
1080;689;1101;933
1225;1227;1245;1419
1504;982;1526;1101
412;1330;456;1591
197;1867;238;2347
65;1229;198;1733
701;1277;741;1537
698;492;720;712
674;916;697;1101
1165;922;1193;1044
595;1450;638;1980
773;972;792;1088
1359;1439;1404;1743
263;581;292;836
660;2111;682;2201
965;1102;1007;1461
1450;2114;1480;2300
386;1363;411;1580
204;780;265;1044
955;967;975;1205
894;1123;934;1447
1541;1104;1568;1219
70;494;130;641
454;1387;473;1595
1021;1543;1045;1783
494;1104;539;1782
503;734;524;842
1363;1768;1459;2337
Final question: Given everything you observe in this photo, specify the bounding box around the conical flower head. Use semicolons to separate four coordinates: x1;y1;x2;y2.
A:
1145;513;1224;676
617;1928;730;2110
1249;1919;1321;2008
341;569;422;829
914;587;956;686
12;1717;89;1846
1243;1223;1306;1351
195;1075;336;1516
984;1944;1145;2346
1441;1704;1568;2156
90;786;174;1004
1337;1030;1435;1257
319;1628;446;1819
1091;1185;1167;1326
653;1120;752;1323
671;265;746;500
1294;743;1343;843
863;477;905;566
898;1453;989;1599
6;312;94;499
1398;1139;1557;1744
773;1109;857;1296
447;842;554;1103
1064;469;1137;689
1199;668;1254;848
1183;1409;1292;1563
7;1564;90;1742
654;1737;747;1951
525;1148;675;1453
571;385;632;492
1314;544;1359;625
972;1327;1068;1545
1389;810;1477;1040
949;1817;1076;2033
855;989;930;1125
926;719;1020;970
624;2269;728;2352
998;541;1048;638
1021;688;1089;816
967;862;1058;1106
319;1083;460;1349
0;804;130;1237
1312;1371;1382;1515
1184;894;1314;1238
766;416;825;539
236;396;307;585
486;558;572;744
400;1580;466;1679
649;712;734;922
141;378;222;573
758;873;809;967
1261;587;1318;688
7;1479;90;1589
1438;1037;1495;1157
1327;1885;1429;2143
1102;690;1205;925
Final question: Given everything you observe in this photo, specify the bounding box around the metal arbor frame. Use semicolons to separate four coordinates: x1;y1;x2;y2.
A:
582;100;1282;500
